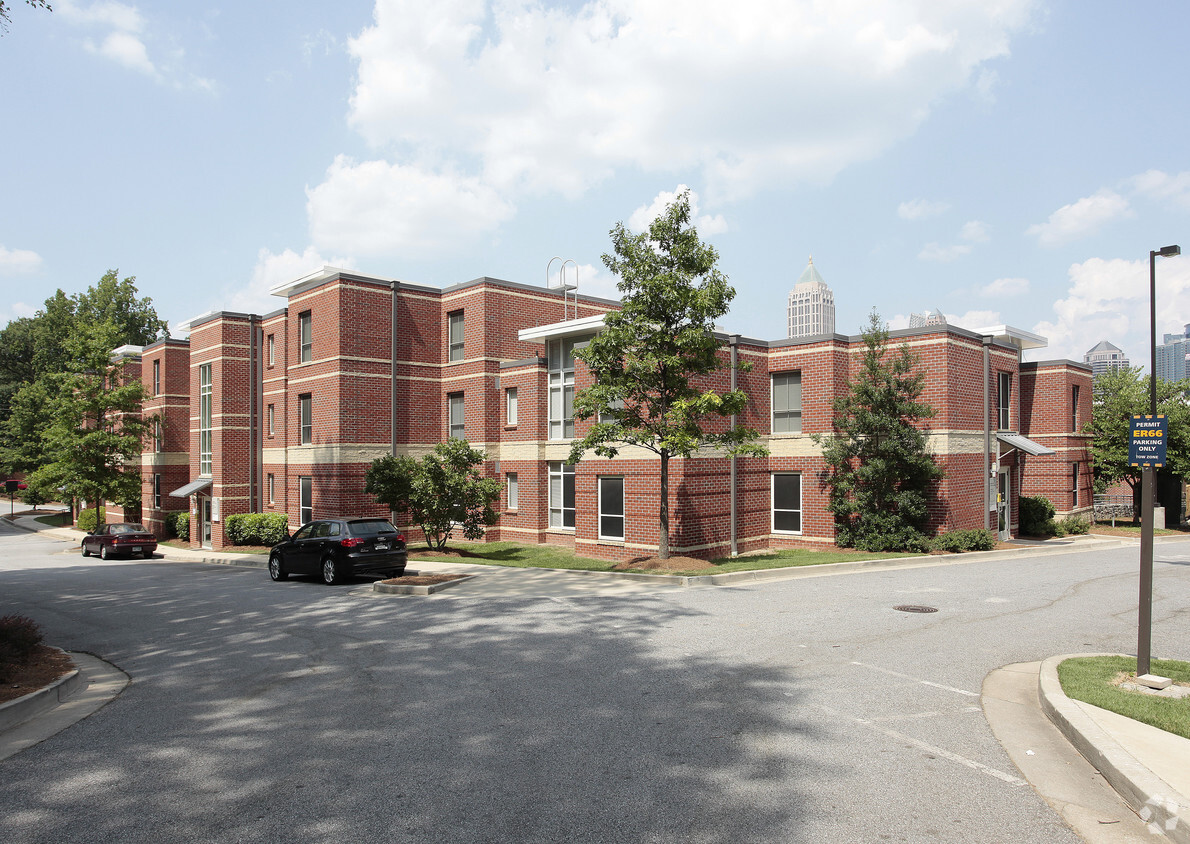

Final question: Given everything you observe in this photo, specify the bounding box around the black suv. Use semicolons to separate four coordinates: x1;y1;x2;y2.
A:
269;519;408;585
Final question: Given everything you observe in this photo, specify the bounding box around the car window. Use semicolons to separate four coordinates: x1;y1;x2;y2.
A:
347;519;398;536
111;524;147;534
95;525;110;535
326;522;340;537
312;522;331;539
292;524;315;541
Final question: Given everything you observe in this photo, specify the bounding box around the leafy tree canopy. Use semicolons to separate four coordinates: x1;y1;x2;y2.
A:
365;438;502;550
812;310;942;552
567;190;766;559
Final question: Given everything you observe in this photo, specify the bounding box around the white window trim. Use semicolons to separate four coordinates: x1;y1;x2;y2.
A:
506;472;518;510
771;472;803;535
772;371;803;434
299;395;312;444
506;387;518;427
548;461;575;530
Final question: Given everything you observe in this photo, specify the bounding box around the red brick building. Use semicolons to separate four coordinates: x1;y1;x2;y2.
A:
113;268;1092;559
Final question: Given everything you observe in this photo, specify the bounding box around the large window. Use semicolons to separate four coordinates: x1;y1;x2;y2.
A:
772;372;802;433
448;311;464;362
506;387;518;426
152;359;160;396
548;338;578;439
549;461;575;529
449;393;465;439
599;476;624;540
772;473;802;534
299;311;312;363
506;472;518;510
299;476;312;524
199;363;212;476
997;372;1012;430
299;394;312;444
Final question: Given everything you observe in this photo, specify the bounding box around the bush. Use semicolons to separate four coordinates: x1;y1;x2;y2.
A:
0;615;45;680
930;528;996;553
1020;496;1056;536
1064;516;1090;535
165;511;189;541
77;507;106;533
224;513;289;546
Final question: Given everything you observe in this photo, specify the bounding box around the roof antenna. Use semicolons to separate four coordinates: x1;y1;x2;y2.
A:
546;257;579;321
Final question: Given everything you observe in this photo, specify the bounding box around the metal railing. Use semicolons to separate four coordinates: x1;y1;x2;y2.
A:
1093;494;1135;525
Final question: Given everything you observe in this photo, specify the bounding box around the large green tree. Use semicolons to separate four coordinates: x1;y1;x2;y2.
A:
365;438;502;550
567;191;767;559
812;311;942;552
1089;366;1190;521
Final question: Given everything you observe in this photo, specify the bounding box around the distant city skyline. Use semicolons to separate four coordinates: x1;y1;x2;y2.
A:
786;257;835;339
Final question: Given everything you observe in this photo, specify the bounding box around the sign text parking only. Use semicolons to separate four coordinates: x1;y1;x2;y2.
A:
1129;414;1168;468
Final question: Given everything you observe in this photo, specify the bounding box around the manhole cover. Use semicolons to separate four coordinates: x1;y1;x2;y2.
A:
893;604;939;614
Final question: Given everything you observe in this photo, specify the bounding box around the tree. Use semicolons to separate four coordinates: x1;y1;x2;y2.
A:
567;190;767;559
364;438;502;550
1089;366;1190;522
0;0;51;34
812;311;942;552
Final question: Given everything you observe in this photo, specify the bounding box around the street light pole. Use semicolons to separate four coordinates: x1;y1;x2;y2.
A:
1138;244;1180;678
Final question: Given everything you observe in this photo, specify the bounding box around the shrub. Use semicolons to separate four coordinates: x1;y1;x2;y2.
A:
0;615;45;680
77;507;106;533
930;528;996;553
1064;516;1090;535
165;511;189;541
224;513;289;546
1020;496;1056;536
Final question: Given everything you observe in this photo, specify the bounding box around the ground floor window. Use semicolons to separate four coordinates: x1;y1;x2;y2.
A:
1071;462;1079;507
267;473;275;505
153;474;161;508
506;472;518;510
299;476;312;525
548;462;575;529
599;476;624;540
772;473;802;533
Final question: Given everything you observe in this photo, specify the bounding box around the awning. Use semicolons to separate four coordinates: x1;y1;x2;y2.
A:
170;478;213;498
996;433;1056;457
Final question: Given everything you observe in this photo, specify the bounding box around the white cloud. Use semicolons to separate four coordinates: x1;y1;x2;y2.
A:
1031;255;1190;364
945;309;1001;331
981;277;1030;297
57;0;145;32
1025;189;1133;247
0;245;43;275
626;185;727;236
219;246;354;317
897;198;950;221
1129;169;1190;209
86;30;157;76
918;242;971;262
547;262;621;302
959;220;990;243
306;155;516;258
0;302;37;326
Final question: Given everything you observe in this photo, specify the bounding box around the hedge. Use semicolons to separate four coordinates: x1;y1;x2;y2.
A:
165;512;189;541
77;507;106;533
930;528;996;553
224;513;290;547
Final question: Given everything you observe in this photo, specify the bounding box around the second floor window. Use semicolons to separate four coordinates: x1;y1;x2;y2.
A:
772;372;802;433
449;393;464;438
199;364;212;476
299;311;312;363
548;338;578;439
448;311;464;361
997;372;1012;430
154;419;162;453
268;334;275;366
1071;384;1080;432
506;387;517;426
299;394;312;444
268;403;275;437
152;359;160;395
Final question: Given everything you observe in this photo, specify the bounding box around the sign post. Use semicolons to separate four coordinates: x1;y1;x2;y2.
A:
1130;414;1168;682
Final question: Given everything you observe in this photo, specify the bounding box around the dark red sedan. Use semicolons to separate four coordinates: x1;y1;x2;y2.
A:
81;523;159;560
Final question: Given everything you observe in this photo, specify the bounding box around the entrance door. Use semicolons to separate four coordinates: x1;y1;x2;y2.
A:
200;497;213;548
997;469;1011;541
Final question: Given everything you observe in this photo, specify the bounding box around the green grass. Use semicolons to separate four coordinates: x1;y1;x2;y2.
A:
34;512;72;527
405;541;923;576
1058;655;1190;740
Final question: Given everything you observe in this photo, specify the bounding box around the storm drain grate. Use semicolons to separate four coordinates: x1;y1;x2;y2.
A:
893;604;939;614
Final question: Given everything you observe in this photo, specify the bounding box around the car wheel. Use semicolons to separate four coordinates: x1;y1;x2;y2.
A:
81;542;90;557
321;556;339;585
99;544;110;560
269;553;288;582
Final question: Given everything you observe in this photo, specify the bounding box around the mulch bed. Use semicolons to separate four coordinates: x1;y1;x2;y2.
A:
380;574;469;586
0;646;75;705
612;555;714;571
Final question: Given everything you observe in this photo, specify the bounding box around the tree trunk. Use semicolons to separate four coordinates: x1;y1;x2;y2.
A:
659;450;670;560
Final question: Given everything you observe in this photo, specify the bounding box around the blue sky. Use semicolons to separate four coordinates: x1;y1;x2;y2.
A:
2;0;1188;368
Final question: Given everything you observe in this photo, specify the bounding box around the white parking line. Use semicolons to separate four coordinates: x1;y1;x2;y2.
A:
851;661;980;697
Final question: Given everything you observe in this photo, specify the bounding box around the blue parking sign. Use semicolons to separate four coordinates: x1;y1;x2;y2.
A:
1129;415;1167;468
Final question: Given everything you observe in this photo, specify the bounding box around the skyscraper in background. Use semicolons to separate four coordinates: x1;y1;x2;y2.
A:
787;257;835;339
1084;340;1130;379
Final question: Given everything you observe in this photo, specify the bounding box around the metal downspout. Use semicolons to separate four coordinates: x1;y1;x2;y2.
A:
983;336;992;532
249;314;259;513
391;282;400;457
729;334;740;557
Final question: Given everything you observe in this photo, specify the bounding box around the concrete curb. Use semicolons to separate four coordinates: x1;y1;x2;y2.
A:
0;649;84;732
372;573;478;595
1039;653;1190;843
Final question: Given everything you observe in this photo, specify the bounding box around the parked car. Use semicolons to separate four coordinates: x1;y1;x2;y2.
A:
81;523;158;559
269;518;408;585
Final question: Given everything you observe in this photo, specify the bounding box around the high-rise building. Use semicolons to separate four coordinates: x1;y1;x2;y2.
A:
909;309;948;328
1084;340;1130;378
1156;325;1190;383
786;257;835;339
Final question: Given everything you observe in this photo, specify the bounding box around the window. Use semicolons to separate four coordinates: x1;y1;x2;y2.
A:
268;403;275;437
772;473;802;533
299;476;312;524
599;476;624;540
267;334;275;366
267;473;275;505
506;473;518;510
154;419;162;453
153;473;161;509
548;337;579;439
449;393;464;439
772;372;802;433
448;311;464;362
299;394;312;444
548;461;575;529
152;359;160;396
599;397;625;424
1071;462;1080;507
299;311;312;363
997;372;1012;430
199;364;212;476
506;387;518;426
1071;384;1080;432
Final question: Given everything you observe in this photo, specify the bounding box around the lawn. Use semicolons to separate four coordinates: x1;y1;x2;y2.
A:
1057;655;1190;740
34;512;72;527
